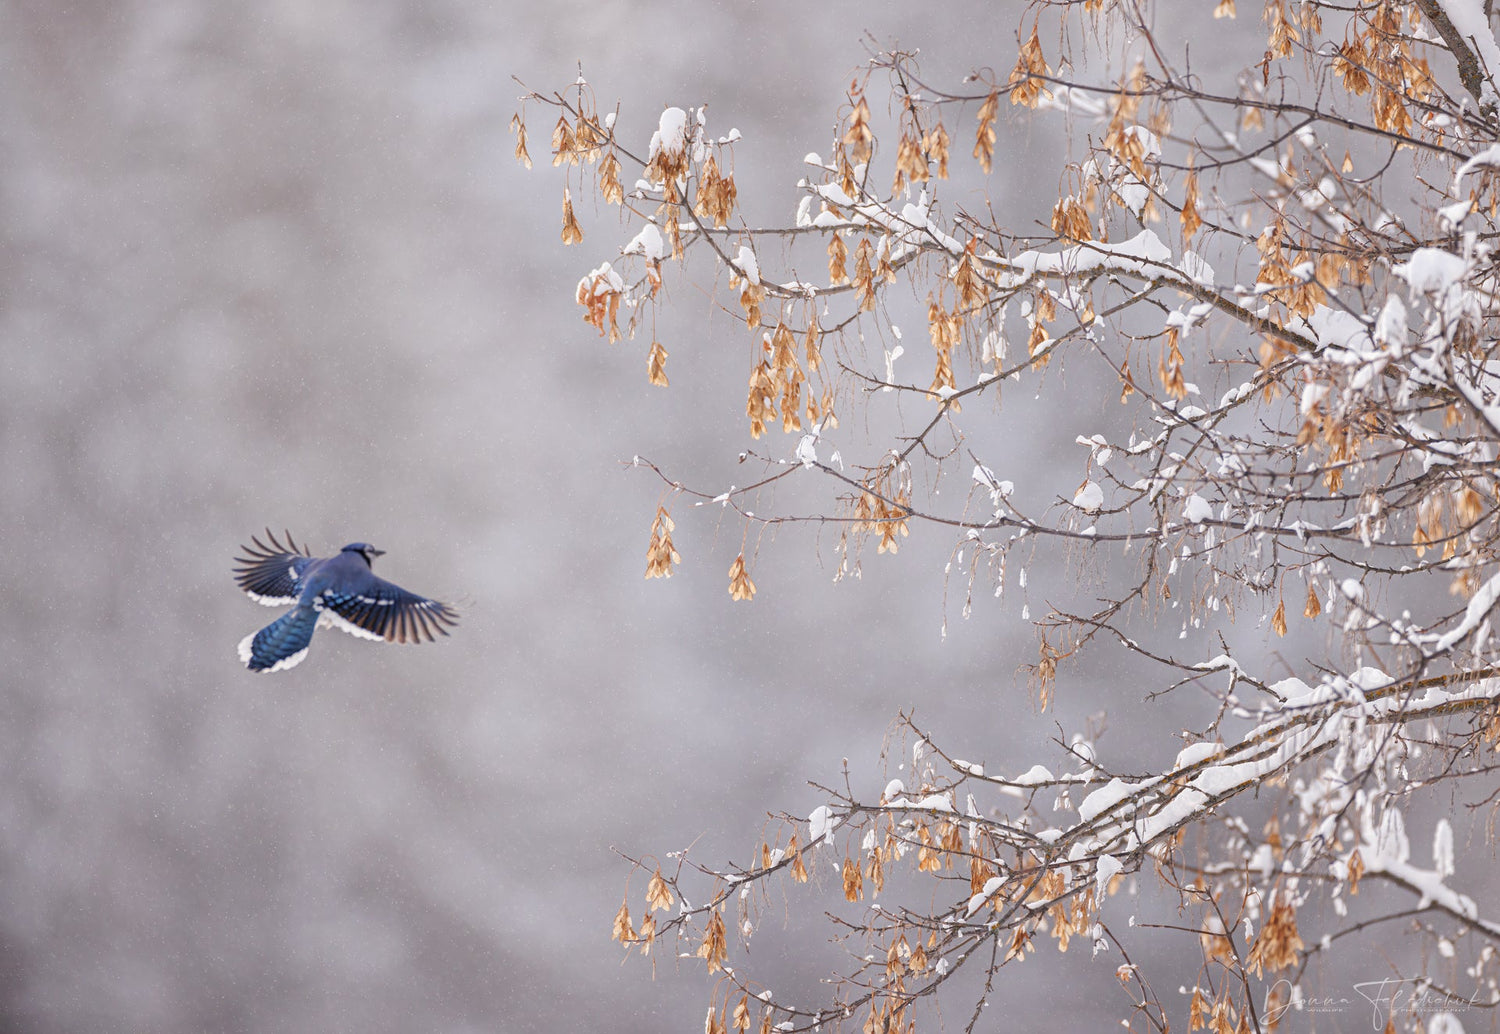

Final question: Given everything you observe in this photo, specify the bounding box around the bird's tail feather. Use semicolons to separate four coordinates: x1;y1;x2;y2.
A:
239;607;318;672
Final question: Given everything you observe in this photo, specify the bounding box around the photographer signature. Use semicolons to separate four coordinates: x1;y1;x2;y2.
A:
1261;977;1480;1030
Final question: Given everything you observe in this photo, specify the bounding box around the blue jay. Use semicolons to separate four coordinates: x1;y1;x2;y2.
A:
234;530;458;672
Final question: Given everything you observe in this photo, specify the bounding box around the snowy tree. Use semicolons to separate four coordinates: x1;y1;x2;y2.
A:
521;1;1500;1031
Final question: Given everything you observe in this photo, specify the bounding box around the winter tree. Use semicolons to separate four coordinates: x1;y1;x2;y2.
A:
519;1;1500;1031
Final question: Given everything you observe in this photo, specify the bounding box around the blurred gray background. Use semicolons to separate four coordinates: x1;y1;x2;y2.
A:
0;3;1413;1033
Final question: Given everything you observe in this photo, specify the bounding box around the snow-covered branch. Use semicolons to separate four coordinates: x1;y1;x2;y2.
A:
523;1;1500;1030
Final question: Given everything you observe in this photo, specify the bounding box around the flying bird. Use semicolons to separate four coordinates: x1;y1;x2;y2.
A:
233;530;458;672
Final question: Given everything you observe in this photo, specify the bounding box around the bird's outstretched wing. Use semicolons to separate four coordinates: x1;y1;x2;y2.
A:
318;577;459;644
233;529;315;605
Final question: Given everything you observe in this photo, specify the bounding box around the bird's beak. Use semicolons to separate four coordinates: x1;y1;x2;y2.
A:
369;548;386;557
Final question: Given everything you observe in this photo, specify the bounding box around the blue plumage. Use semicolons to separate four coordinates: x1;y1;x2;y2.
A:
233;530;458;672
241;607;320;673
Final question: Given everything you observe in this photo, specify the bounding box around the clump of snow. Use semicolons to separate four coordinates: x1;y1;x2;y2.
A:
1455;143;1500;190
1115;178;1151;217
808;805;839;845
967;875;1007;916
1009;229;1175;282
972;465;1002;491
1249;844;1275;879
915;792;955;812
883;344;904;387
795;432;819;469
1376;808;1410;865
1074;480;1104;512
1433;818;1454;878
735;245;760;284
1076;434;1112;464
812;208;846;229
649;107;689;161
1393;247;1467;296
1373;294;1408;347
1079;778;1138;823
1432;570;1500;652
578;261;623;297
1180;250;1215;286
1173;742;1221;770
1439;198;1474;230
1013;764;1054;786
1095;854;1124;897
1124;125;1161;156
1182;494;1214;524
622;224;664;261
1426;1013;1468;1034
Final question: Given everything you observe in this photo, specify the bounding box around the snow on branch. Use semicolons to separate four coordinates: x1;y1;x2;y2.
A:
520;1;1500;1029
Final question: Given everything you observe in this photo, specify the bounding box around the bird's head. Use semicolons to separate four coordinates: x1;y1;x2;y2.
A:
341;543;386;566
